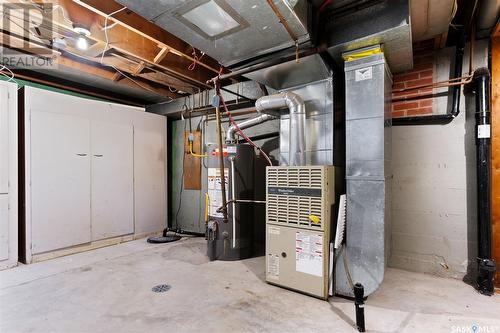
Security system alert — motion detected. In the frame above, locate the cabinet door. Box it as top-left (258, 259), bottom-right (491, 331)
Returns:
top-left (30, 111), bottom-right (91, 254)
top-left (91, 121), bottom-right (134, 240)
top-left (134, 126), bottom-right (166, 234)
top-left (0, 86), bottom-right (8, 194)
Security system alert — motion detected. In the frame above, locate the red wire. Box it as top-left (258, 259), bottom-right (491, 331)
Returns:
top-left (217, 92), bottom-right (273, 166)
top-left (188, 47), bottom-right (205, 71)
top-left (319, 0), bottom-right (332, 12)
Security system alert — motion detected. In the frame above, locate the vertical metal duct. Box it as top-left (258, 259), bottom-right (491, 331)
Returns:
top-left (255, 92), bottom-right (306, 165)
top-left (335, 48), bottom-right (392, 297)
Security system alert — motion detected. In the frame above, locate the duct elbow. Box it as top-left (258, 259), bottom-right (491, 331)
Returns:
top-left (226, 127), bottom-right (237, 143)
top-left (255, 92), bottom-right (306, 166)
top-left (226, 113), bottom-right (275, 143)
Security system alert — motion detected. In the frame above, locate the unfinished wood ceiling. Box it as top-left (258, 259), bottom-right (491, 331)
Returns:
top-left (0, 0), bottom-right (231, 103)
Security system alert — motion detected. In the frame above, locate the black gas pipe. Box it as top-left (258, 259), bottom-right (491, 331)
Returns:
top-left (474, 67), bottom-right (496, 295)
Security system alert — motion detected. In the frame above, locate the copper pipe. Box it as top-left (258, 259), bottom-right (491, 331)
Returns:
top-left (266, 0), bottom-right (298, 42)
top-left (392, 75), bottom-right (473, 93)
top-left (214, 87), bottom-right (228, 223)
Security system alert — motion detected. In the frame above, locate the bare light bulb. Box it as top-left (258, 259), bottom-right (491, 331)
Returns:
top-left (76, 36), bottom-right (88, 50)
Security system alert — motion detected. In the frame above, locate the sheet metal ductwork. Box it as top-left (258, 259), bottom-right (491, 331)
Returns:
top-left (335, 49), bottom-right (392, 298)
top-left (255, 92), bottom-right (306, 166)
top-left (226, 113), bottom-right (275, 143)
top-left (115, 0), bottom-right (311, 68)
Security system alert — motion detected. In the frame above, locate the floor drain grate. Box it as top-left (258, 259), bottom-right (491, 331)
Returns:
top-left (152, 284), bottom-right (171, 293)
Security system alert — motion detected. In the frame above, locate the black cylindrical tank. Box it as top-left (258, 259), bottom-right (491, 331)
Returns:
top-left (206, 144), bottom-right (256, 261)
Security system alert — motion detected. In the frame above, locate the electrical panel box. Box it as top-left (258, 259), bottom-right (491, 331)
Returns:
top-left (265, 166), bottom-right (335, 299)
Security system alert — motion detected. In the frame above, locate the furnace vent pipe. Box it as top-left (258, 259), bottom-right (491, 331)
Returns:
top-left (255, 92), bottom-right (306, 166)
top-left (226, 113), bottom-right (274, 143)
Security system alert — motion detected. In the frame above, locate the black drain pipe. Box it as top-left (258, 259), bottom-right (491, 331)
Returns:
top-left (474, 67), bottom-right (497, 295)
top-left (392, 31), bottom-right (466, 126)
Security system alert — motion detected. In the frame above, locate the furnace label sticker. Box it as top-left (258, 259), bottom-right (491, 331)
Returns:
top-left (355, 66), bottom-right (373, 82)
top-left (267, 254), bottom-right (280, 279)
top-left (295, 231), bottom-right (323, 277)
top-left (207, 168), bottom-right (229, 219)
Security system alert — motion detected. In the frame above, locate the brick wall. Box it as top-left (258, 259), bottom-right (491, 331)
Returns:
top-left (392, 39), bottom-right (435, 118)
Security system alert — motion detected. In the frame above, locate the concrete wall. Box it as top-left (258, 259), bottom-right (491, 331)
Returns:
top-left (389, 40), bottom-right (489, 279)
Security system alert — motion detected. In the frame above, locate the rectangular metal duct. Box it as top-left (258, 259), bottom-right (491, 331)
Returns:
top-left (335, 49), bottom-right (392, 297)
top-left (115, 0), bottom-right (311, 67)
top-left (325, 0), bottom-right (412, 74)
top-left (244, 54), bottom-right (331, 91)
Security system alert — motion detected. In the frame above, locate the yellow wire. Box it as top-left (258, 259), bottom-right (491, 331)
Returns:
top-left (189, 141), bottom-right (208, 158)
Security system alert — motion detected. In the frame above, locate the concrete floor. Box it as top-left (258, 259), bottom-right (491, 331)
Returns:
top-left (1, 238), bottom-right (499, 333)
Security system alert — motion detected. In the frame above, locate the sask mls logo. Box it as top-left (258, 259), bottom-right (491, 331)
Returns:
top-left (1, 2), bottom-right (56, 68)
top-left (452, 324), bottom-right (499, 333)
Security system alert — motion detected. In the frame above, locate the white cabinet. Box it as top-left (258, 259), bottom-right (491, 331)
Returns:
top-left (0, 85), bottom-right (9, 194)
top-left (24, 87), bottom-right (167, 262)
top-left (0, 81), bottom-right (18, 270)
top-left (134, 126), bottom-right (166, 235)
top-left (91, 121), bottom-right (134, 240)
top-left (30, 111), bottom-right (92, 253)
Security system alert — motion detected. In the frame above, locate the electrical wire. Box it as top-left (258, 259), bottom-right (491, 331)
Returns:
top-left (342, 244), bottom-right (355, 290)
top-left (189, 141), bottom-right (208, 157)
top-left (92, 5), bottom-right (178, 99)
top-left (174, 118), bottom-right (188, 231)
top-left (63, 47), bottom-right (166, 97)
top-left (187, 46), bottom-right (205, 71)
top-left (217, 88), bottom-right (273, 166)
top-left (100, 6), bottom-right (128, 65)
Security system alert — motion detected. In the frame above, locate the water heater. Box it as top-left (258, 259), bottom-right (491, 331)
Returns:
top-left (206, 144), bottom-right (265, 261)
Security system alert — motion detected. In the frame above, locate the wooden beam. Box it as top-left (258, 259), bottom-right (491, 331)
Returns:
top-left (132, 61), bottom-right (145, 76)
top-left (103, 54), bottom-right (197, 93)
top-left (154, 47), bottom-right (170, 64)
top-left (56, 0), bottom-right (214, 89)
top-left (0, 31), bottom-right (180, 99)
top-left (2, 69), bottom-right (143, 105)
top-left (112, 71), bottom-right (122, 81)
top-left (492, 36), bottom-right (500, 289)
top-left (71, 0), bottom-right (223, 74)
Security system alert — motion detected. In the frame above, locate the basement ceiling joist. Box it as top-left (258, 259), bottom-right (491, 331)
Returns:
top-left (58, 0), bottom-right (217, 89)
top-left (0, 31), bottom-right (180, 101)
top-left (0, 0), bottom-right (232, 101)
top-left (71, 0), bottom-right (225, 75)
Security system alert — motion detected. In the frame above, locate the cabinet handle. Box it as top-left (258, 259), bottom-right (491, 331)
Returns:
top-left (76, 153), bottom-right (87, 157)
top-left (93, 154), bottom-right (103, 157)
